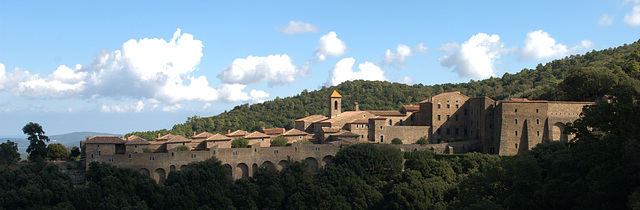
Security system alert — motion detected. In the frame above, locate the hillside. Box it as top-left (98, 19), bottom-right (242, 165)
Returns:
top-left (127, 39), bottom-right (640, 140)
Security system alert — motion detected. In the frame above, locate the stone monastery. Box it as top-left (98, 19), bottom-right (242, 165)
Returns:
top-left (82, 90), bottom-right (594, 182)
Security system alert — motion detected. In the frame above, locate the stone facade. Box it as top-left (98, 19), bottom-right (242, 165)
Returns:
top-left (82, 90), bottom-right (595, 183)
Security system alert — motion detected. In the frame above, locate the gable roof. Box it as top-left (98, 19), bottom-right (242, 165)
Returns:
top-left (332, 131), bottom-right (360, 137)
top-left (227, 130), bottom-right (248, 137)
top-left (330, 90), bottom-right (342, 98)
top-left (156, 134), bottom-right (172, 141)
top-left (295, 115), bottom-right (327, 122)
top-left (349, 119), bottom-right (369, 124)
top-left (401, 105), bottom-right (420, 112)
top-left (420, 91), bottom-right (466, 103)
top-left (206, 133), bottom-right (232, 141)
top-left (125, 135), bottom-right (150, 145)
top-left (157, 134), bottom-right (191, 143)
top-left (192, 132), bottom-right (215, 139)
top-left (262, 127), bottom-right (285, 135)
top-left (320, 111), bottom-right (368, 123)
top-left (282, 129), bottom-right (309, 136)
top-left (321, 127), bottom-right (341, 133)
top-left (367, 110), bottom-right (406, 117)
top-left (245, 131), bottom-right (270, 139)
top-left (86, 136), bottom-right (125, 144)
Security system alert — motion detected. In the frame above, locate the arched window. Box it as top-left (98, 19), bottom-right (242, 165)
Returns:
top-left (380, 135), bottom-right (384, 142)
top-left (334, 101), bottom-right (338, 110)
top-left (389, 119), bottom-right (393, 125)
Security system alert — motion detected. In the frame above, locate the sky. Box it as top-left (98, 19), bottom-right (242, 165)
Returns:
top-left (1, 1), bottom-right (640, 137)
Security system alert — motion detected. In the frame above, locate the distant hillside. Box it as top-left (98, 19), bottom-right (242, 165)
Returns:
top-left (127, 39), bottom-right (640, 141)
top-left (2, 131), bottom-right (120, 153)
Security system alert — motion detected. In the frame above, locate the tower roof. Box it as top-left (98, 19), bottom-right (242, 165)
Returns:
top-left (330, 90), bottom-right (342, 98)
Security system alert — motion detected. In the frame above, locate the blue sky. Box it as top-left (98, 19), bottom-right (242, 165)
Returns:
top-left (1, 1), bottom-right (640, 137)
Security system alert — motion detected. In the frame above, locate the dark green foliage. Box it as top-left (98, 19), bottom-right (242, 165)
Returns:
top-left (164, 158), bottom-right (234, 209)
top-left (300, 139), bottom-right (313, 144)
top-left (0, 163), bottom-right (75, 209)
top-left (416, 136), bottom-right (429, 145)
top-left (23, 122), bottom-right (50, 162)
top-left (391, 138), bottom-right (403, 144)
top-left (46, 143), bottom-right (70, 161)
top-left (70, 146), bottom-right (81, 160)
top-left (176, 145), bottom-right (190, 151)
top-left (0, 140), bottom-right (20, 165)
top-left (271, 136), bottom-right (288, 147)
top-left (332, 144), bottom-right (403, 185)
top-left (231, 137), bottom-right (249, 148)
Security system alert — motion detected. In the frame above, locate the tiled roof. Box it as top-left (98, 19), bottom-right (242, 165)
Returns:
top-left (245, 131), bottom-right (270, 139)
top-left (349, 119), bottom-right (369, 124)
top-left (86, 136), bottom-right (125, 144)
top-left (369, 116), bottom-right (387, 120)
top-left (330, 90), bottom-right (342, 98)
top-left (192, 132), bottom-right (215, 139)
top-left (332, 131), bottom-right (360, 137)
top-left (206, 133), bottom-right (232, 141)
top-left (321, 127), bottom-right (341, 133)
top-left (282, 129), bottom-right (309, 136)
top-left (295, 115), bottom-right (327, 122)
top-left (227, 130), bottom-right (248, 137)
top-left (262, 128), bottom-right (285, 135)
top-left (162, 134), bottom-right (192, 143)
top-left (367, 110), bottom-right (406, 117)
top-left (419, 91), bottom-right (464, 103)
top-left (321, 111), bottom-right (368, 123)
top-left (156, 134), bottom-right (172, 141)
top-left (125, 136), bottom-right (150, 145)
top-left (401, 105), bottom-right (420, 112)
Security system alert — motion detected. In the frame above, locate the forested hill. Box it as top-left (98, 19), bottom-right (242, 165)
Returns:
top-left (127, 39), bottom-right (640, 140)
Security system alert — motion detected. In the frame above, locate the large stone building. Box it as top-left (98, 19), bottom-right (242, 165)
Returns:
top-left (82, 90), bottom-right (594, 182)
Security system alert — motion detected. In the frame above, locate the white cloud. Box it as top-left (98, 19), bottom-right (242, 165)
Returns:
top-left (217, 54), bottom-right (302, 86)
top-left (383, 44), bottom-right (413, 67)
top-left (327, 57), bottom-right (387, 86)
top-left (0, 63), bottom-right (28, 91)
top-left (201, 103), bottom-right (211, 111)
top-left (396, 76), bottom-right (415, 84)
top-left (416, 43), bottom-right (428, 53)
top-left (599, 14), bottom-right (614, 25)
top-left (277, 21), bottom-right (319, 34)
top-left (249, 90), bottom-right (270, 103)
top-left (162, 104), bottom-right (183, 112)
top-left (100, 100), bottom-right (145, 113)
top-left (625, 5), bottom-right (640, 26)
top-left (216, 83), bottom-right (269, 103)
top-left (439, 33), bottom-right (503, 80)
top-left (315, 31), bottom-right (346, 61)
top-left (519, 30), bottom-right (593, 61)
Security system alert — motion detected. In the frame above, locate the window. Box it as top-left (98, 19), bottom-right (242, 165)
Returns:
top-left (128, 154), bottom-right (132, 159)
top-left (537, 131), bottom-right (540, 136)
top-left (438, 104), bottom-right (441, 109)
top-left (536, 119), bottom-right (540, 125)
top-left (261, 138), bottom-right (264, 141)
top-left (437, 115), bottom-right (441, 121)
top-left (191, 154), bottom-right (196, 158)
top-left (295, 147), bottom-right (298, 152)
top-left (212, 150), bottom-right (216, 155)
top-left (97, 144), bottom-right (100, 148)
top-left (456, 104), bottom-right (459, 108)
top-left (171, 152), bottom-right (174, 157)
top-left (150, 156), bottom-right (155, 161)
top-left (274, 150), bottom-right (279, 155)
top-left (389, 119), bottom-right (393, 126)
top-left (379, 126), bottom-right (383, 130)
top-left (515, 109), bottom-right (518, 113)
top-left (361, 135), bottom-right (364, 138)
top-left (232, 151), bottom-right (238, 156)
top-left (90, 154), bottom-right (94, 159)
top-left (356, 124), bottom-right (359, 128)
top-left (299, 136), bottom-right (302, 139)
top-left (515, 119), bottom-right (518, 125)
top-left (515, 143), bottom-right (518, 149)
top-left (536, 109), bottom-right (539, 113)
top-left (334, 101), bottom-right (338, 110)
top-left (447, 104), bottom-right (450, 109)
top-left (109, 157), bottom-right (113, 162)
top-left (98, 151), bottom-right (101, 155)
top-left (134, 145), bottom-right (137, 148)
top-left (182, 143), bottom-right (185, 145)
top-left (399, 119), bottom-right (403, 125)
top-left (380, 135), bottom-right (384, 142)
top-left (315, 146), bottom-right (320, 152)
top-left (515, 131), bottom-right (518, 136)
top-left (254, 148), bottom-right (257, 152)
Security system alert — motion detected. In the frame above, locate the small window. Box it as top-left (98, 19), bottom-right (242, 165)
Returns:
top-left (261, 138), bottom-right (264, 141)
top-left (447, 104), bottom-right (450, 109)
top-left (399, 119), bottom-right (403, 125)
top-left (515, 109), bottom-right (518, 113)
top-left (98, 151), bottom-right (101, 155)
top-left (379, 126), bottom-right (383, 130)
top-left (515, 119), bottom-right (518, 125)
top-left (536, 119), bottom-right (540, 125)
top-left (128, 154), bottom-right (132, 159)
top-left (274, 150), bottom-right (279, 155)
top-left (97, 144), bottom-right (100, 148)
top-left (299, 136), bottom-right (302, 139)
top-left (456, 104), bottom-right (459, 108)
top-left (315, 146), bottom-right (320, 152)
top-left (536, 109), bottom-right (539, 113)
top-left (437, 115), bottom-right (441, 121)
top-left (90, 154), bottom-right (94, 159)
top-left (191, 154), bottom-right (196, 158)
top-left (232, 151), bottom-right (238, 156)
top-left (356, 124), bottom-right (359, 128)
top-left (515, 143), bottom-right (518, 149)
top-left (182, 143), bottom-right (185, 145)
top-left (171, 152), bottom-right (174, 157)
top-left (109, 157), bottom-right (113, 162)
top-left (295, 147), bottom-right (298, 152)
top-left (134, 145), bottom-right (137, 148)
top-left (212, 150), bottom-right (216, 155)
top-left (254, 148), bottom-right (257, 152)
top-left (437, 104), bottom-right (441, 109)
top-left (380, 135), bottom-right (384, 142)
top-left (150, 156), bottom-right (155, 161)
top-left (537, 131), bottom-right (540, 136)
top-left (389, 120), bottom-right (393, 126)
top-left (447, 115), bottom-right (450, 119)
top-left (515, 131), bottom-right (518, 136)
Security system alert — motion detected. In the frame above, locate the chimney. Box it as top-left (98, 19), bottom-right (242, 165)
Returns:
top-left (85, 135), bottom-right (89, 141)
top-left (158, 133), bottom-right (160, 138)
top-left (354, 102), bottom-right (359, 111)
top-left (228, 129), bottom-right (231, 134)
top-left (193, 131), bottom-right (196, 136)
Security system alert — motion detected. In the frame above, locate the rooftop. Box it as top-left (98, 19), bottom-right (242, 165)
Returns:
top-left (262, 127), bottom-right (285, 135)
top-left (282, 129), bottom-right (309, 136)
top-left (330, 90), bottom-right (342, 98)
top-left (86, 136), bottom-right (125, 144)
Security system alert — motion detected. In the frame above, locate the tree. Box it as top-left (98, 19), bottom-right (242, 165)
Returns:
top-left (271, 136), bottom-right (288, 147)
top-left (46, 143), bottom-right (70, 161)
top-left (176, 145), bottom-right (190, 151)
top-left (23, 122), bottom-right (50, 162)
top-left (391, 138), bottom-right (403, 144)
top-left (70, 146), bottom-right (81, 160)
top-left (231, 138), bottom-right (249, 148)
top-left (416, 136), bottom-right (429, 145)
top-left (0, 140), bottom-right (20, 165)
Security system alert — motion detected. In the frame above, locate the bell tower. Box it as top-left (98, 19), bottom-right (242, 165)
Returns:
top-left (329, 90), bottom-right (342, 119)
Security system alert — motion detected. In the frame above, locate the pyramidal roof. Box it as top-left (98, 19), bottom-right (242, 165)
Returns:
top-left (330, 90), bottom-right (342, 98)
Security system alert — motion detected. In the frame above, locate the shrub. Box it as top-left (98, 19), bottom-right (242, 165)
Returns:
top-left (416, 136), bottom-right (429, 145)
top-left (391, 138), bottom-right (403, 145)
top-left (231, 138), bottom-right (249, 148)
top-left (177, 145), bottom-right (190, 151)
top-left (143, 147), bottom-right (152, 153)
top-left (271, 136), bottom-right (288, 147)
top-left (300, 139), bottom-right (313, 144)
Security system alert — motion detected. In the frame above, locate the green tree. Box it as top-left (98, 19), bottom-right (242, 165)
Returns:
top-left (0, 140), bottom-right (20, 165)
top-left (176, 145), bottom-right (190, 151)
top-left (46, 143), bottom-right (70, 161)
top-left (300, 139), bottom-right (313, 144)
top-left (23, 122), bottom-right (50, 162)
top-left (231, 138), bottom-right (249, 148)
top-left (416, 136), bottom-right (429, 145)
top-left (69, 146), bottom-right (81, 160)
top-left (391, 138), bottom-right (403, 144)
top-left (332, 144), bottom-right (403, 185)
top-left (270, 136), bottom-right (288, 147)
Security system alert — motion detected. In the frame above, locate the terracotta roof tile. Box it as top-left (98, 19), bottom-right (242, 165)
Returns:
top-left (321, 127), bottom-right (341, 133)
top-left (227, 130), bottom-right (248, 137)
top-left (419, 91), bottom-right (464, 103)
top-left (330, 90), bottom-right (342, 98)
top-left (332, 131), bottom-right (360, 137)
top-left (86, 136), bottom-right (125, 144)
top-left (349, 119), bottom-right (369, 124)
top-left (192, 132), bottom-right (215, 139)
top-left (206, 133), bottom-right (232, 141)
top-left (295, 115), bottom-right (327, 122)
top-left (262, 128), bottom-right (285, 135)
top-left (125, 136), bottom-right (150, 145)
top-left (282, 129), bottom-right (309, 136)
top-left (401, 105), bottom-right (420, 112)
top-left (321, 111), bottom-right (368, 123)
top-left (156, 134), bottom-right (172, 141)
top-left (367, 110), bottom-right (406, 117)
top-left (245, 131), bottom-right (270, 139)
top-left (158, 134), bottom-right (192, 143)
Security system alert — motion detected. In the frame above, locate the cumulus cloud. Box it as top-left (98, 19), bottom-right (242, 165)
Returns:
top-left (439, 33), bottom-right (503, 80)
top-left (519, 30), bottom-right (593, 61)
top-left (0, 63), bottom-right (28, 91)
top-left (162, 104), bottom-right (183, 112)
top-left (599, 14), bottom-right (614, 25)
top-left (277, 21), bottom-right (319, 34)
top-left (625, 5), bottom-right (640, 26)
top-left (396, 76), bottom-right (415, 84)
top-left (101, 100), bottom-right (145, 113)
top-left (327, 57), bottom-right (387, 86)
top-left (216, 83), bottom-right (270, 103)
top-left (383, 44), bottom-right (413, 67)
top-left (217, 54), bottom-right (303, 86)
top-left (416, 43), bottom-right (428, 53)
top-left (315, 31), bottom-right (346, 61)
